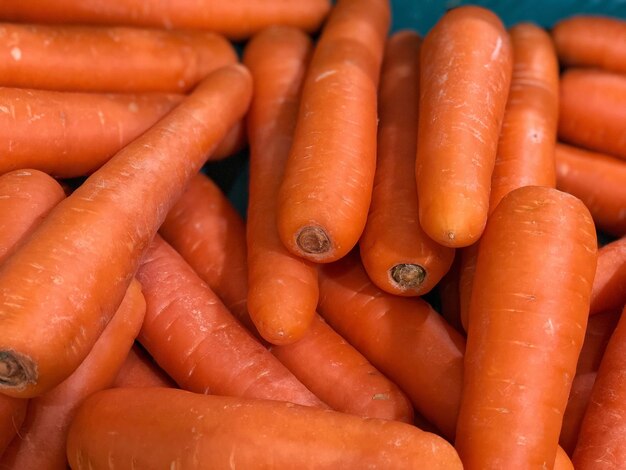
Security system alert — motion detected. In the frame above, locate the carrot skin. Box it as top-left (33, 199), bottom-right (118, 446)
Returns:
top-left (458, 244), bottom-right (478, 332)
top-left (359, 30), bottom-right (454, 296)
top-left (555, 142), bottom-right (626, 237)
top-left (0, 280), bottom-right (145, 470)
top-left (416, 6), bottom-right (513, 248)
top-left (576, 309), bottom-right (621, 375)
top-left (456, 186), bottom-right (597, 469)
top-left (0, 1), bottom-right (332, 40)
top-left (559, 372), bottom-right (596, 457)
top-left (277, 0), bottom-right (390, 263)
top-left (0, 64), bottom-right (252, 398)
top-left (0, 23), bottom-right (237, 93)
top-left (589, 236), bottom-right (626, 315)
top-left (66, 387), bottom-right (463, 469)
top-left (111, 344), bottom-right (175, 389)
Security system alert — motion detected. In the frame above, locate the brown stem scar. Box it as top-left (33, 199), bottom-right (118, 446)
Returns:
top-left (390, 264), bottom-right (426, 290)
top-left (0, 351), bottom-right (36, 389)
top-left (296, 226), bottom-right (330, 255)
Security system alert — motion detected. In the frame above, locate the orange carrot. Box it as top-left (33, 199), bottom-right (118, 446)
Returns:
top-left (416, 6), bottom-right (512, 248)
top-left (0, 64), bottom-right (252, 398)
top-left (136, 236), bottom-right (325, 408)
top-left (552, 15), bottom-right (626, 74)
top-left (0, 280), bottom-right (145, 470)
top-left (0, 1), bottom-right (332, 41)
top-left (560, 372), bottom-right (596, 456)
top-left (0, 396), bottom-right (26, 458)
top-left (277, 0), bottom-right (390, 263)
top-left (318, 251), bottom-right (466, 439)
top-left (0, 23), bottom-right (237, 93)
top-left (0, 169), bottom-right (65, 264)
top-left (456, 186), bottom-right (597, 469)
top-left (271, 314), bottom-right (414, 423)
top-left (438, 254), bottom-right (464, 333)
top-left (211, 120), bottom-right (247, 161)
top-left (559, 69), bottom-right (626, 161)
top-left (111, 344), bottom-right (175, 389)
top-left (573, 305), bottom-right (626, 468)
top-left (359, 30), bottom-right (454, 296)
top-left (555, 447), bottom-right (575, 470)
top-left (555, 142), bottom-right (626, 237)
top-left (590, 236), bottom-right (626, 315)
top-left (67, 387), bottom-right (463, 469)
top-left (576, 309), bottom-right (621, 375)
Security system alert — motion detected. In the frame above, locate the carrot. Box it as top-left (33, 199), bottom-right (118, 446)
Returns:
top-left (552, 15), bottom-right (626, 75)
top-left (271, 314), bottom-right (414, 423)
top-left (211, 120), bottom-right (247, 161)
top-left (555, 447), bottom-right (575, 470)
top-left (359, 30), bottom-right (454, 296)
top-left (67, 387), bottom-right (463, 469)
top-left (0, 169), bottom-right (65, 264)
top-left (438, 254), bottom-right (464, 333)
top-left (559, 69), bottom-right (626, 161)
top-left (555, 142), bottom-right (626, 237)
top-left (576, 309), bottom-right (621, 375)
top-left (0, 23), bottom-right (237, 93)
top-left (456, 186), bottom-right (597, 469)
top-left (560, 372), bottom-right (596, 456)
top-left (0, 1), bottom-right (332, 41)
top-left (573, 304), bottom-right (626, 468)
top-left (111, 344), bottom-right (175, 389)
top-left (276, 0), bottom-right (390, 263)
top-left (0, 279), bottom-right (145, 470)
top-left (416, 6), bottom-right (512, 248)
top-left (318, 251), bottom-right (466, 439)
top-left (0, 64), bottom-right (252, 398)
top-left (136, 236), bottom-right (325, 408)
top-left (243, 26), bottom-right (317, 345)
top-left (458, 246), bottom-right (478, 332)
top-left (590, 236), bottom-right (626, 315)
top-left (0, 396), bottom-right (26, 459)
top-left (159, 172), bottom-right (252, 329)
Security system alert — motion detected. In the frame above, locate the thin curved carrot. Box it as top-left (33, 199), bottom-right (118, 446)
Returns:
top-left (456, 186), bottom-right (597, 469)
top-left (576, 309), bottom-right (621, 375)
top-left (66, 388), bottom-right (463, 469)
top-left (0, 64), bottom-right (252, 398)
top-left (559, 69), bottom-right (626, 161)
top-left (552, 15), bottom-right (626, 74)
top-left (573, 304), bottom-right (626, 468)
top-left (277, 0), bottom-right (390, 263)
top-left (0, 280), bottom-right (145, 470)
top-left (555, 142), bottom-right (626, 237)
top-left (416, 6), bottom-right (512, 248)
top-left (590, 236), bottom-right (626, 315)
top-left (111, 344), bottom-right (175, 389)
top-left (359, 30), bottom-right (454, 296)
top-left (560, 372), bottom-right (596, 456)
top-left (244, 26), bottom-right (317, 345)
top-left (0, 23), bottom-right (237, 93)
top-left (136, 236), bottom-right (325, 408)
top-left (318, 251), bottom-right (466, 440)
top-left (0, 1), bottom-right (332, 41)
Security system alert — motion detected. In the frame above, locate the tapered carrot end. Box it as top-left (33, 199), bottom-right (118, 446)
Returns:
top-left (0, 351), bottom-right (36, 392)
top-left (390, 264), bottom-right (426, 290)
top-left (296, 226), bottom-right (331, 256)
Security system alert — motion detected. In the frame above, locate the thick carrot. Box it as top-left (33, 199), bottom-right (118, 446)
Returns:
top-left (559, 69), bottom-right (626, 160)
top-left (67, 387), bottom-right (463, 469)
top-left (0, 396), bottom-right (26, 458)
top-left (0, 280), bottom-right (145, 470)
top-left (552, 15), bottom-right (626, 74)
top-left (0, 169), bottom-right (65, 264)
top-left (573, 305), bottom-right (626, 468)
top-left (576, 309), bottom-right (621, 375)
top-left (360, 30), bottom-right (454, 296)
top-left (590, 236), bottom-right (626, 315)
top-left (456, 186), bottom-right (597, 469)
top-left (0, 1), bottom-right (332, 41)
top-left (271, 314), bottom-right (414, 423)
top-left (159, 172), bottom-right (251, 328)
top-left (0, 64), bottom-right (252, 398)
top-left (416, 6), bottom-right (512, 248)
top-left (244, 26), bottom-right (317, 345)
top-left (318, 251), bottom-right (466, 439)
top-left (560, 372), bottom-right (596, 456)
top-left (458, 246), bottom-right (478, 332)
top-left (111, 344), bottom-right (175, 389)
top-left (0, 23), bottom-right (237, 93)
top-left (136, 236), bottom-right (325, 408)
top-left (555, 142), bottom-right (626, 237)
top-left (277, 0), bottom-right (390, 263)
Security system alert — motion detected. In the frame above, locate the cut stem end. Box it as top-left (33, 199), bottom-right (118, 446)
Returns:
top-left (0, 351), bottom-right (36, 389)
top-left (390, 263), bottom-right (426, 290)
top-left (296, 226), bottom-right (331, 255)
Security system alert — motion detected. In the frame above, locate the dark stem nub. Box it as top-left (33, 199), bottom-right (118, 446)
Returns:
top-left (390, 264), bottom-right (426, 290)
top-left (0, 351), bottom-right (36, 388)
top-left (296, 226), bottom-right (331, 255)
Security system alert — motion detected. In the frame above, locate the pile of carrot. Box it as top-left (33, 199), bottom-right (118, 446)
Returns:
top-left (0, 1), bottom-right (625, 468)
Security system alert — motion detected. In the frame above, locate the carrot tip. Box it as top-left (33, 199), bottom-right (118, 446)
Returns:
top-left (0, 351), bottom-right (36, 389)
top-left (296, 226), bottom-right (331, 255)
top-left (389, 264), bottom-right (426, 290)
